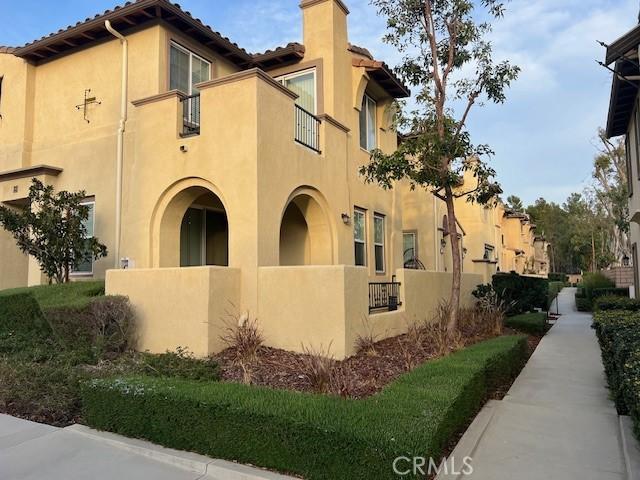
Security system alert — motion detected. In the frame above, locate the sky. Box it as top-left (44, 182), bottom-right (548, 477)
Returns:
top-left (0, 0), bottom-right (638, 206)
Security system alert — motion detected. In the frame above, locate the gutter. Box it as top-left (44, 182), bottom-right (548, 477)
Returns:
top-left (105, 20), bottom-right (128, 269)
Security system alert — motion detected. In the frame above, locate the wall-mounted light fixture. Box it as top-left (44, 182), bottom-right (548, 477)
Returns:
top-left (462, 247), bottom-right (468, 258)
top-left (440, 237), bottom-right (447, 254)
top-left (341, 213), bottom-right (351, 225)
top-left (180, 145), bottom-right (188, 153)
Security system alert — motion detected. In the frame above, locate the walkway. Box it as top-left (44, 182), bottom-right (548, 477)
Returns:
top-left (0, 414), bottom-right (293, 480)
top-left (441, 287), bottom-right (629, 480)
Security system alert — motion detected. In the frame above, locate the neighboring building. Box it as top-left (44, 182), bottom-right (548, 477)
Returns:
top-left (533, 236), bottom-right (551, 276)
top-left (0, 0), bottom-right (537, 357)
top-left (603, 17), bottom-right (640, 297)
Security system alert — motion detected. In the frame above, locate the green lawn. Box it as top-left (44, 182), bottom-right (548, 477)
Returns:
top-left (505, 312), bottom-right (548, 335)
top-left (0, 281), bottom-right (104, 309)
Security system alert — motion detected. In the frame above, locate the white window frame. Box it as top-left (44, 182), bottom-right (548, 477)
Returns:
top-left (169, 41), bottom-right (212, 96)
top-left (275, 68), bottom-right (318, 114)
top-left (374, 213), bottom-right (386, 274)
top-left (71, 200), bottom-right (95, 277)
top-left (354, 208), bottom-right (367, 267)
top-left (360, 93), bottom-right (377, 151)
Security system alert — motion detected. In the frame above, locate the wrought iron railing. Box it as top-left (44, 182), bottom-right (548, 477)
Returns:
top-left (369, 276), bottom-right (402, 313)
top-left (403, 248), bottom-right (426, 270)
top-left (181, 93), bottom-right (201, 136)
top-left (294, 104), bottom-right (321, 153)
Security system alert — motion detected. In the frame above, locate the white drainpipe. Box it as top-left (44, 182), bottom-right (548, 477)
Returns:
top-left (105, 20), bottom-right (128, 269)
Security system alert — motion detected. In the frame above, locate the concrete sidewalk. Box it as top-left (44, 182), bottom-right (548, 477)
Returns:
top-left (0, 414), bottom-right (294, 480)
top-left (440, 287), bottom-right (630, 480)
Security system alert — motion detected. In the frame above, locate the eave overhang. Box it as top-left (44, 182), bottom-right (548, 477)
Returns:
top-left (252, 43), bottom-right (306, 70)
top-left (12, 0), bottom-right (252, 67)
top-left (605, 24), bottom-right (640, 138)
top-left (352, 58), bottom-right (411, 99)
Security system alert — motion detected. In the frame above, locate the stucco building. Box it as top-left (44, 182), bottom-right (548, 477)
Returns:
top-left (603, 17), bottom-right (640, 297)
top-left (0, 0), bottom-right (540, 357)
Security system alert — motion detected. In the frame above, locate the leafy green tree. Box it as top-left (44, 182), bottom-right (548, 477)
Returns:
top-left (0, 179), bottom-right (107, 284)
top-left (506, 195), bottom-right (524, 212)
top-left (361, 0), bottom-right (519, 333)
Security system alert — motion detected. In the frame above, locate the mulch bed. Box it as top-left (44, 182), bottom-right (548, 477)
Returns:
top-left (215, 325), bottom-right (542, 399)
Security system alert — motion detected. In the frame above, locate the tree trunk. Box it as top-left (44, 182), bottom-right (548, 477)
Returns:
top-left (444, 185), bottom-right (461, 335)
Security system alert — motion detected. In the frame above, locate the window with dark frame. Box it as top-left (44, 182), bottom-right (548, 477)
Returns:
top-left (483, 244), bottom-right (495, 261)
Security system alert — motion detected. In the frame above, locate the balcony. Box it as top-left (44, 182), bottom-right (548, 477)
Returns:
top-left (180, 94), bottom-right (201, 137)
top-left (294, 104), bottom-right (321, 153)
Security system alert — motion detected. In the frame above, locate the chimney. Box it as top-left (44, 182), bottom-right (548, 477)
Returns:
top-left (300, 0), bottom-right (351, 122)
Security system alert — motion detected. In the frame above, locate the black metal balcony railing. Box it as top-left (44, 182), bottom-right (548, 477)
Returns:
top-left (294, 104), bottom-right (321, 153)
top-left (181, 94), bottom-right (201, 137)
top-left (369, 276), bottom-right (402, 313)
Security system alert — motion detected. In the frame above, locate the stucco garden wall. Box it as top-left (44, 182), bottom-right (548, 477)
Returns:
top-left (106, 266), bottom-right (241, 357)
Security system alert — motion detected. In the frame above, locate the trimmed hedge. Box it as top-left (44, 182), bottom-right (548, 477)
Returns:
top-left (0, 281), bottom-right (105, 310)
top-left (505, 312), bottom-right (548, 335)
top-left (548, 273), bottom-right (568, 283)
top-left (594, 296), bottom-right (640, 312)
top-left (492, 272), bottom-right (548, 315)
top-left (593, 311), bottom-right (640, 420)
top-left (82, 335), bottom-right (528, 480)
top-left (576, 297), bottom-right (592, 312)
top-left (0, 293), bottom-right (52, 357)
top-left (591, 287), bottom-right (630, 300)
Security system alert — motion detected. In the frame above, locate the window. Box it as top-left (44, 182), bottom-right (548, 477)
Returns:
top-left (359, 94), bottom-right (377, 151)
top-left (354, 209), bottom-right (367, 266)
top-left (169, 42), bottom-right (211, 95)
top-left (73, 201), bottom-right (95, 275)
top-left (403, 232), bottom-right (417, 265)
top-left (374, 214), bottom-right (385, 273)
top-left (483, 244), bottom-right (495, 261)
top-left (276, 69), bottom-right (317, 114)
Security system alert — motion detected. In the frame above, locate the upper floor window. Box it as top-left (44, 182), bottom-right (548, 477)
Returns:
top-left (354, 209), bottom-right (367, 267)
top-left (276, 69), bottom-right (317, 114)
top-left (170, 42), bottom-right (211, 95)
top-left (484, 244), bottom-right (495, 261)
top-left (360, 94), bottom-right (377, 151)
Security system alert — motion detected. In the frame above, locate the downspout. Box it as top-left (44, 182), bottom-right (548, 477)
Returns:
top-left (105, 20), bottom-right (128, 269)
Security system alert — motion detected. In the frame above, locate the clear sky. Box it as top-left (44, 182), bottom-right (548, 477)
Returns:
top-left (0, 0), bottom-right (637, 206)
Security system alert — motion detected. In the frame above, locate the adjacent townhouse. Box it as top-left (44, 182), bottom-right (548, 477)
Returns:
top-left (0, 0), bottom-right (543, 357)
top-left (603, 17), bottom-right (640, 297)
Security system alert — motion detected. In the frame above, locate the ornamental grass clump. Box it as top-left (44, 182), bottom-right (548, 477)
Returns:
top-left (220, 313), bottom-right (264, 384)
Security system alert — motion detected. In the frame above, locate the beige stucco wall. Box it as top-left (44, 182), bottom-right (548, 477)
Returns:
top-left (106, 266), bottom-right (240, 357)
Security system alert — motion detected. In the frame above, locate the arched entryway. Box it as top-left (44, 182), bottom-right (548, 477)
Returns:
top-left (153, 181), bottom-right (228, 268)
top-left (279, 191), bottom-right (333, 266)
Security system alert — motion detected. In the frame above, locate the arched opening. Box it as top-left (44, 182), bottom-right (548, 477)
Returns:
top-left (279, 193), bottom-right (332, 266)
top-left (156, 184), bottom-right (228, 268)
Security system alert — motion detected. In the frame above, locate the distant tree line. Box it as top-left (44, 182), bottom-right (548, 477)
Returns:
top-left (515, 128), bottom-right (629, 273)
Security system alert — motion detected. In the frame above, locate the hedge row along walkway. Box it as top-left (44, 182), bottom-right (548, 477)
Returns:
top-left (440, 287), bottom-right (627, 480)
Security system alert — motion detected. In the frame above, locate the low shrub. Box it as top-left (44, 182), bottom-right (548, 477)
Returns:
top-left (139, 347), bottom-right (220, 381)
top-left (46, 296), bottom-right (135, 358)
top-left (505, 312), bottom-right (548, 335)
top-left (591, 287), bottom-right (630, 300)
top-left (582, 272), bottom-right (615, 300)
top-left (0, 281), bottom-right (105, 309)
top-left (548, 273), bottom-right (568, 283)
top-left (0, 293), bottom-right (53, 357)
top-left (575, 297), bottom-right (592, 312)
top-left (594, 296), bottom-right (640, 312)
top-left (81, 335), bottom-right (528, 480)
top-left (492, 273), bottom-right (548, 315)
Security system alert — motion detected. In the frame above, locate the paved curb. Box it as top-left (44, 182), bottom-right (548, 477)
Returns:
top-left (434, 400), bottom-right (501, 480)
top-left (65, 424), bottom-right (297, 479)
top-left (619, 416), bottom-right (640, 480)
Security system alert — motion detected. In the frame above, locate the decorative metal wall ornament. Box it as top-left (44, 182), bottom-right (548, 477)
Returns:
top-left (75, 89), bottom-right (102, 123)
